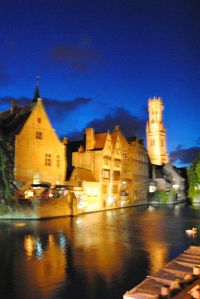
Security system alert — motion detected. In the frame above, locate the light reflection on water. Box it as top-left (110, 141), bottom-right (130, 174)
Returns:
top-left (0, 204), bottom-right (200, 299)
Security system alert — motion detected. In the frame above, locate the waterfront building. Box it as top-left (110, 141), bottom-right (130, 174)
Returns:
top-left (68, 125), bottom-right (149, 213)
top-left (146, 97), bottom-right (169, 165)
top-left (0, 86), bottom-right (67, 187)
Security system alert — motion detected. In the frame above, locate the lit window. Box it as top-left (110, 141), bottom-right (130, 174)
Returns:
top-left (104, 157), bottom-right (111, 165)
top-left (33, 173), bottom-right (41, 184)
top-left (86, 187), bottom-right (92, 196)
top-left (123, 152), bottom-right (127, 158)
top-left (113, 171), bottom-right (120, 180)
top-left (93, 187), bottom-right (98, 196)
top-left (45, 153), bottom-right (52, 166)
top-left (112, 185), bottom-right (118, 193)
top-left (36, 131), bottom-right (42, 139)
top-left (114, 159), bottom-right (120, 167)
top-left (102, 169), bottom-right (110, 179)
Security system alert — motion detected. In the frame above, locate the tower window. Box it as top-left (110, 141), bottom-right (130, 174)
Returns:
top-left (37, 117), bottom-right (41, 124)
top-left (150, 139), bottom-right (155, 146)
top-left (36, 131), bottom-right (42, 139)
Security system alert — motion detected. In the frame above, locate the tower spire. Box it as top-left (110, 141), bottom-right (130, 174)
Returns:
top-left (32, 75), bottom-right (40, 103)
top-left (146, 97), bottom-right (169, 165)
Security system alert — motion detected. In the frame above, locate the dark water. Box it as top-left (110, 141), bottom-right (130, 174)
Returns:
top-left (1, 204), bottom-right (200, 299)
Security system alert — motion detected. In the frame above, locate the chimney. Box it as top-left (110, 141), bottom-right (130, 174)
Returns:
top-left (11, 100), bottom-right (17, 114)
top-left (63, 137), bottom-right (68, 145)
top-left (114, 124), bottom-right (120, 131)
top-left (85, 128), bottom-right (95, 151)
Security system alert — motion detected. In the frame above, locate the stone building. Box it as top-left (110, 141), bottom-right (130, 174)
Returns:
top-left (68, 125), bottom-right (149, 213)
top-left (146, 97), bottom-right (186, 202)
top-left (0, 86), bottom-right (67, 187)
top-left (146, 96), bottom-right (169, 165)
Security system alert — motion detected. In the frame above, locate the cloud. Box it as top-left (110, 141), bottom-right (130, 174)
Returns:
top-left (43, 97), bottom-right (92, 111)
top-left (52, 39), bottom-right (101, 74)
top-left (60, 107), bottom-right (146, 141)
top-left (86, 107), bottom-right (146, 138)
top-left (0, 96), bottom-right (30, 108)
top-left (170, 146), bottom-right (200, 165)
top-left (0, 96), bottom-right (92, 113)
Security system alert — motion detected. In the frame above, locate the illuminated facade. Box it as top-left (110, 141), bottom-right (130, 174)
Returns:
top-left (69, 125), bottom-right (149, 212)
top-left (0, 87), bottom-right (67, 187)
top-left (146, 97), bottom-right (169, 165)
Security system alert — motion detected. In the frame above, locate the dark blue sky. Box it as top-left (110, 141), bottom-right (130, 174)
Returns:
top-left (0, 0), bottom-right (199, 166)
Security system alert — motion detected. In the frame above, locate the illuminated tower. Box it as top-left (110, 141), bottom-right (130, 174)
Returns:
top-left (146, 97), bottom-right (169, 165)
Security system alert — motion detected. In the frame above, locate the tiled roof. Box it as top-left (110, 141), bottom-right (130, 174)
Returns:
top-left (72, 167), bottom-right (96, 182)
top-left (94, 133), bottom-right (107, 149)
top-left (0, 103), bottom-right (36, 140)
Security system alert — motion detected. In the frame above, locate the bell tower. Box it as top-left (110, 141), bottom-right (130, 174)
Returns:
top-left (146, 97), bottom-right (169, 165)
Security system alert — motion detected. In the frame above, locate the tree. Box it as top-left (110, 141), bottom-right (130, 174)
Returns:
top-left (0, 141), bottom-right (16, 205)
top-left (187, 153), bottom-right (200, 200)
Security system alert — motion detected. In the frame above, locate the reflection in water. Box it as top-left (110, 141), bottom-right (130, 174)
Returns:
top-left (24, 235), bottom-right (35, 258)
top-left (18, 232), bottom-right (68, 298)
top-left (0, 205), bottom-right (200, 299)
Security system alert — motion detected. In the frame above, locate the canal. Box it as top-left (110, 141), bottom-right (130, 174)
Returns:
top-left (1, 204), bottom-right (200, 299)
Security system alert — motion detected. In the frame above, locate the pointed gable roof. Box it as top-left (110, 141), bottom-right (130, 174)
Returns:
top-left (32, 85), bottom-right (40, 103)
top-left (0, 86), bottom-right (42, 140)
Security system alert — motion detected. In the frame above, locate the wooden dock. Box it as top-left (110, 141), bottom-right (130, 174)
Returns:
top-left (123, 246), bottom-right (200, 299)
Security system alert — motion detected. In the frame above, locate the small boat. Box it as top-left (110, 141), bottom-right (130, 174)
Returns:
top-left (185, 227), bottom-right (197, 236)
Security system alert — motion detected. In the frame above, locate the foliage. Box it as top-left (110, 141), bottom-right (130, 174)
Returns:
top-left (0, 141), bottom-right (16, 205)
top-left (187, 153), bottom-right (200, 201)
top-left (153, 190), bottom-right (175, 204)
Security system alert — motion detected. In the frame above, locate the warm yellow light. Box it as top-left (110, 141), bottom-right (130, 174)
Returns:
top-left (24, 235), bottom-right (35, 257)
top-left (107, 196), bottom-right (114, 205)
top-left (86, 187), bottom-right (92, 196)
top-left (93, 187), bottom-right (98, 196)
top-left (24, 189), bottom-right (34, 198)
top-left (149, 185), bottom-right (157, 193)
top-left (172, 184), bottom-right (179, 191)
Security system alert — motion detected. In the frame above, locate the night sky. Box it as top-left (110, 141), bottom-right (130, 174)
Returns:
top-left (0, 0), bottom-right (199, 167)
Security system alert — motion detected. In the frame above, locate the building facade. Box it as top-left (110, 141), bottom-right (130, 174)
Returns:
top-left (69, 125), bottom-right (149, 213)
top-left (146, 97), bottom-right (169, 165)
top-left (0, 87), bottom-right (67, 187)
